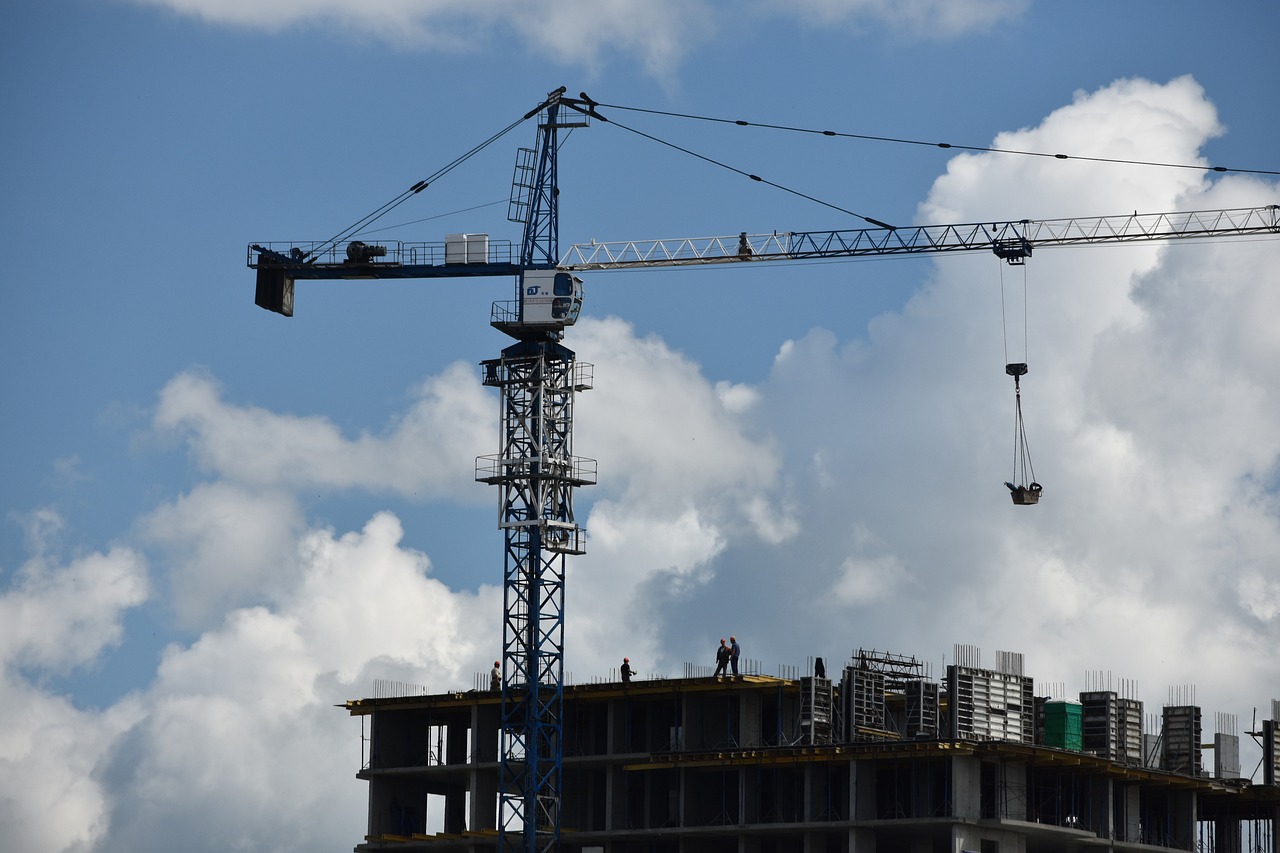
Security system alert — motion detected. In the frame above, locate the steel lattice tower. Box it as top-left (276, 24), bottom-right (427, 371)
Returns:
top-left (477, 342), bottom-right (594, 852)
top-left (476, 89), bottom-right (596, 853)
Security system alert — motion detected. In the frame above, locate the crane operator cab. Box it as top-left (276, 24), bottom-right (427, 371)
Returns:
top-left (519, 269), bottom-right (584, 329)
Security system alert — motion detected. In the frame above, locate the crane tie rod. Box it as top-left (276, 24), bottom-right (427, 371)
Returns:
top-left (304, 114), bottom-right (533, 262)
top-left (594, 110), bottom-right (896, 230)
top-left (592, 102), bottom-right (1280, 177)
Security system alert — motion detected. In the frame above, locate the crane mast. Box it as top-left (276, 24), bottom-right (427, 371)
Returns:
top-left (479, 89), bottom-right (596, 853)
top-left (245, 89), bottom-right (1278, 853)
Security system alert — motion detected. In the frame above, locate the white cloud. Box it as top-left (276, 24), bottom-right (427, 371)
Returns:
top-left (0, 675), bottom-right (143, 853)
top-left (86, 512), bottom-right (500, 853)
top-left (126, 0), bottom-right (1022, 73)
top-left (0, 513), bottom-right (148, 853)
top-left (760, 0), bottom-right (1030, 37)
top-left (0, 518), bottom-right (148, 673)
top-left (155, 366), bottom-right (492, 500)
top-left (128, 0), bottom-right (715, 75)
top-left (573, 317), bottom-right (786, 524)
top-left (141, 482), bottom-right (304, 630)
top-left (4, 74), bottom-right (1278, 853)
top-left (548, 317), bottom-right (799, 677)
top-left (682, 76), bottom-right (1280, 713)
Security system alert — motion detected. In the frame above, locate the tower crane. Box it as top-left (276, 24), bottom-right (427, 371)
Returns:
top-left (247, 87), bottom-right (1280, 853)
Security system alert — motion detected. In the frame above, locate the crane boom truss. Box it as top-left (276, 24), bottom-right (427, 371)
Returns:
top-left (559, 205), bottom-right (1280, 271)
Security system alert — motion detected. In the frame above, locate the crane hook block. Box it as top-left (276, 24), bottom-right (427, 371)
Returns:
top-left (1005, 481), bottom-right (1042, 505)
top-left (1005, 362), bottom-right (1028, 377)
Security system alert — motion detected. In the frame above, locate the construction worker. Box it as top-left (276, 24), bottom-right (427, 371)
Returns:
top-left (730, 636), bottom-right (740, 676)
top-left (621, 657), bottom-right (635, 684)
top-left (490, 661), bottom-right (501, 691)
top-left (713, 639), bottom-right (730, 677)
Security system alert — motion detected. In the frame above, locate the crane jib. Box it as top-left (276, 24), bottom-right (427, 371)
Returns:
top-left (557, 205), bottom-right (1280, 271)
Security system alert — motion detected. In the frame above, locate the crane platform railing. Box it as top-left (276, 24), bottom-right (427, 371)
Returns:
top-left (474, 455), bottom-right (598, 487)
top-left (560, 205), bottom-right (1280, 271)
top-left (247, 238), bottom-right (519, 271)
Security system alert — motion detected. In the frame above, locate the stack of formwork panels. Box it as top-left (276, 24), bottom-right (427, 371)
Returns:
top-left (1080, 691), bottom-right (1118, 758)
top-left (1116, 697), bottom-right (1144, 765)
top-left (1161, 705), bottom-right (1202, 776)
top-left (903, 679), bottom-right (939, 739)
top-left (841, 666), bottom-right (885, 741)
top-left (800, 676), bottom-right (834, 744)
top-left (1079, 691), bottom-right (1144, 765)
top-left (1264, 700), bottom-right (1280, 787)
top-left (947, 665), bottom-right (1034, 743)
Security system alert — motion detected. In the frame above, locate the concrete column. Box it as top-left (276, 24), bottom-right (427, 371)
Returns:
top-left (741, 764), bottom-right (759, 824)
top-left (1098, 777), bottom-right (1114, 841)
top-left (851, 757), bottom-right (876, 820)
top-left (740, 692), bottom-right (763, 748)
top-left (849, 828), bottom-right (877, 853)
top-left (1002, 761), bottom-right (1028, 821)
top-left (1172, 790), bottom-right (1196, 850)
top-left (849, 759), bottom-right (877, 853)
top-left (469, 703), bottom-right (500, 831)
top-left (606, 697), bottom-right (618, 755)
top-left (952, 756), bottom-right (981, 819)
top-left (445, 719), bottom-right (468, 833)
top-left (1215, 817), bottom-right (1242, 853)
top-left (605, 764), bottom-right (626, 830)
top-left (1116, 783), bottom-right (1140, 843)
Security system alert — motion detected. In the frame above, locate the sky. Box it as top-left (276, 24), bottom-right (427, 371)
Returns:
top-left (2, 0), bottom-right (1279, 850)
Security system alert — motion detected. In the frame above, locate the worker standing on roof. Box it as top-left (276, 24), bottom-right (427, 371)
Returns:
top-left (730, 636), bottom-right (741, 676)
top-left (490, 661), bottom-right (501, 691)
top-left (621, 658), bottom-right (635, 685)
top-left (713, 639), bottom-right (730, 677)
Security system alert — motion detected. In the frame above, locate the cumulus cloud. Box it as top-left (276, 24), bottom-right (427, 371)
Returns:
top-left (126, 0), bottom-right (1023, 73)
top-left (0, 513), bottom-right (149, 673)
top-left (0, 676), bottom-right (143, 853)
top-left (653, 76), bottom-right (1280, 712)
top-left (0, 511), bottom-right (500, 853)
top-left (155, 365), bottom-right (493, 499)
top-left (0, 513), bottom-right (148, 853)
top-left (759, 0), bottom-right (1030, 38)
top-left (4, 74), bottom-right (1278, 853)
top-left (533, 316), bottom-right (796, 676)
top-left (140, 482), bottom-right (305, 630)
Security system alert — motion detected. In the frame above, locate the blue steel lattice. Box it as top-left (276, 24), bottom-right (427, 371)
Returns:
top-left (479, 339), bottom-right (593, 853)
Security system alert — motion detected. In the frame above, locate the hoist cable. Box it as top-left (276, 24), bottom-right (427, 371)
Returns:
top-left (598, 114), bottom-right (895, 229)
top-left (1000, 259), bottom-right (1035, 489)
top-left (359, 199), bottom-right (509, 235)
top-left (999, 260), bottom-right (1010, 367)
top-left (1021, 261), bottom-right (1029, 366)
top-left (367, 129), bottom-right (577, 236)
top-left (1014, 385), bottom-right (1037, 487)
top-left (593, 102), bottom-right (1280, 177)
top-left (308, 114), bottom-right (530, 260)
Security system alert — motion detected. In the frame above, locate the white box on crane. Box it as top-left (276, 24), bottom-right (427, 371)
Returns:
top-left (445, 233), bottom-right (489, 264)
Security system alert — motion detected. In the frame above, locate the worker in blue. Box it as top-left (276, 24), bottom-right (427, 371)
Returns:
top-left (713, 639), bottom-right (730, 677)
top-left (730, 636), bottom-right (741, 676)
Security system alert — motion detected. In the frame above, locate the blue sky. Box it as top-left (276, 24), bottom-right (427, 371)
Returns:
top-left (3, 1), bottom-right (1279, 850)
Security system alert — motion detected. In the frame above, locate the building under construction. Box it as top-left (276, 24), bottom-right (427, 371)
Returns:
top-left (345, 647), bottom-right (1280, 853)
